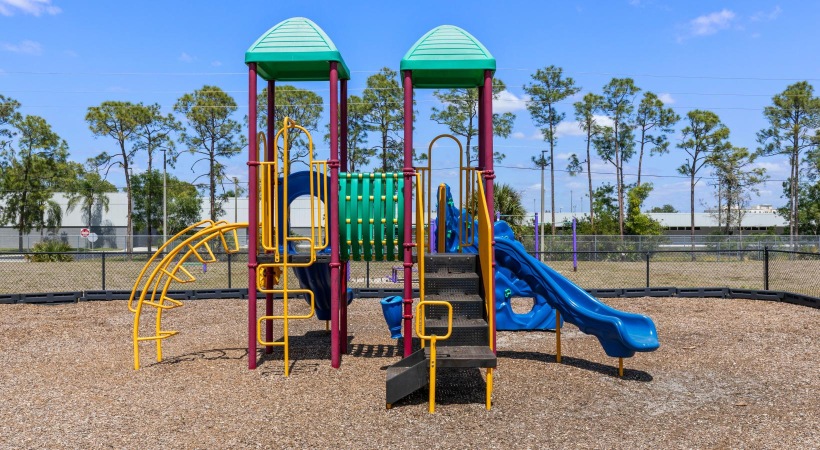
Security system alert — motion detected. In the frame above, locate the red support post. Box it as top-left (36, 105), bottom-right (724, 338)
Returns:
top-left (340, 80), bottom-right (348, 172)
top-left (247, 63), bottom-right (259, 369)
top-left (402, 70), bottom-right (415, 358)
top-left (328, 62), bottom-right (342, 368)
top-left (482, 70), bottom-right (497, 353)
top-left (265, 80), bottom-right (275, 353)
top-left (339, 79), bottom-right (349, 354)
top-left (477, 85), bottom-right (484, 170)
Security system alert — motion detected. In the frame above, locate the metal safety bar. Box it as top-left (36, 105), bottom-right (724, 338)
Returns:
top-left (415, 300), bottom-right (453, 414)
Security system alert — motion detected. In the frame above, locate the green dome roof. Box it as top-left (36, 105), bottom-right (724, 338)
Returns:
top-left (400, 25), bottom-right (495, 88)
top-left (245, 17), bottom-right (350, 81)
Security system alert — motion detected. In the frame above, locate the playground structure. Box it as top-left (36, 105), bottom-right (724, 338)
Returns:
top-left (129, 17), bottom-right (659, 412)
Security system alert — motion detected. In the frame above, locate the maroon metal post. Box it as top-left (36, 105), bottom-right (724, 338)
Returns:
top-left (340, 79), bottom-right (349, 171)
top-left (247, 63), bottom-right (259, 369)
top-left (482, 69), bottom-right (497, 353)
top-left (477, 85), bottom-right (484, 170)
top-left (402, 70), bottom-right (415, 358)
top-left (265, 80), bottom-right (275, 353)
top-left (339, 79), bottom-right (349, 354)
top-left (328, 62), bottom-right (342, 368)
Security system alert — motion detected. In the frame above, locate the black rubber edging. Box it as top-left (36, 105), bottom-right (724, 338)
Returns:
top-left (18, 292), bottom-right (81, 304)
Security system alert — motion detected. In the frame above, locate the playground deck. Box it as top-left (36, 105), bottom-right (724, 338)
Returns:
top-left (0, 297), bottom-right (816, 448)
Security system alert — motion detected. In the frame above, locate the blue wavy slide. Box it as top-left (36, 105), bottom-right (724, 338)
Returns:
top-left (493, 223), bottom-right (660, 358)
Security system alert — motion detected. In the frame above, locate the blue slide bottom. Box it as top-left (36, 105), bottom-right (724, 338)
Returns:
top-left (493, 222), bottom-right (659, 357)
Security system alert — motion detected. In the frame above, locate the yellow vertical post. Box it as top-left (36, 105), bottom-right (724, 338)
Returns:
top-left (437, 184), bottom-right (446, 253)
top-left (485, 368), bottom-right (493, 410)
top-left (555, 311), bottom-right (562, 363)
top-left (429, 336), bottom-right (437, 414)
top-left (619, 357), bottom-right (624, 377)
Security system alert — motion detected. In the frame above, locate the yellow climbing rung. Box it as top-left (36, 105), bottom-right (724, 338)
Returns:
top-left (136, 330), bottom-right (179, 342)
top-left (142, 297), bottom-right (184, 310)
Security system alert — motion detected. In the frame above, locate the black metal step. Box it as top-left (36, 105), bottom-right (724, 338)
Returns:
top-left (424, 345), bottom-right (496, 368)
top-left (424, 254), bottom-right (476, 274)
top-left (423, 317), bottom-right (489, 347)
top-left (424, 272), bottom-right (480, 296)
top-left (386, 349), bottom-right (429, 405)
top-left (423, 294), bottom-right (485, 320)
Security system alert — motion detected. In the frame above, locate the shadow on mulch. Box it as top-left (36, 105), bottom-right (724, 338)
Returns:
top-left (498, 350), bottom-right (654, 381)
top-left (390, 367), bottom-right (489, 409)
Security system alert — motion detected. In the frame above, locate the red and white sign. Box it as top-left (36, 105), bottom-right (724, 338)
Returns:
top-left (80, 228), bottom-right (90, 238)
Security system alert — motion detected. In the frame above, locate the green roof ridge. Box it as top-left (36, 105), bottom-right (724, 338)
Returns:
top-left (246, 17), bottom-right (350, 81)
top-left (400, 25), bottom-right (495, 88)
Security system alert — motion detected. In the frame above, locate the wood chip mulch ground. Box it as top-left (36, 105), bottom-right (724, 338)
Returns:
top-left (0, 296), bottom-right (817, 449)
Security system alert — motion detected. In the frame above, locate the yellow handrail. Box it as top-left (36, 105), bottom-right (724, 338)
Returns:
top-left (415, 300), bottom-right (452, 414)
top-left (472, 171), bottom-right (495, 352)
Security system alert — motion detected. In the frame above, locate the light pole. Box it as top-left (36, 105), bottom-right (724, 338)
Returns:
top-left (539, 150), bottom-right (548, 261)
top-left (162, 149), bottom-right (167, 247)
top-left (233, 177), bottom-right (239, 223)
top-left (128, 167), bottom-right (134, 253)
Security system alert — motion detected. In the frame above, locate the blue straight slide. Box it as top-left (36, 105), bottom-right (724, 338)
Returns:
top-left (493, 222), bottom-right (659, 358)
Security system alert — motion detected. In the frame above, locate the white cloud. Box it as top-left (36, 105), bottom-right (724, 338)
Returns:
top-left (179, 52), bottom-right (195, 63)
top-left (1, 40), bottom-right (42, 55)
top-left (512, 131), bottom-right (526, 139)
top-left (752, 161), bottom-right (788, 174)
top-left (658, 93), bottom-right (675, 104)
top-left (555, 122), bottom-right (585, 138)
top-left (493, 90), bottom-right (529, 114)
top-left (211, 60), bottom-right (223, 67)
top-left (750, 6), bottom-right (781, 22)
top-left (0, 0), bottom-right (60, 16)
top-left (679, 9), bottom-right (736, 41)
top-left (554, 152), bottom-right (574, 161)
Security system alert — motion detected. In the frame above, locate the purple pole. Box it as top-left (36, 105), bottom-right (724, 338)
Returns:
top-left (496, 211), bottom-right (500, 222)
top-left (247, 63), bottom-right (259, 370)
top-left (339, 79), bottom-right (349, 355)
top-left (482, 69), bottom-right (497, 353)
top-left (572, 217), bottom-right (578, 272)
top-left (402, 70), bottom-right (414, 358)
top-left (477, 86), bottom-right (484, 170)
top-left (329, 62), bottom-right (341, 368)
top-left (534, 213), bottom-right (539, 257)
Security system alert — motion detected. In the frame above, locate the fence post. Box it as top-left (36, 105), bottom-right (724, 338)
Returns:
top-left (366, 261), bottom-right (370, 288)
top-left (227, 252), bottom-right (232, 289)
top-left (101, 252), bottom-right (106, 290)
top-left (645, 252), bottom-right (650, 288)
top-left (764, 246), bottom-right (769, 291)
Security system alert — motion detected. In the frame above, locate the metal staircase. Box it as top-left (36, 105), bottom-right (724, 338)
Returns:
top-left (386, 253), bottom-right (496, 411)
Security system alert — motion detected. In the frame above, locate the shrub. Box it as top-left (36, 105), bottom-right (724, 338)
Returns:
top-left (26, 239), bottom-right (74, 262)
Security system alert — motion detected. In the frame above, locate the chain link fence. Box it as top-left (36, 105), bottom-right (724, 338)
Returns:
top-left (0, 246), bottom-right (817, 298)
top-left (520, 234), bottom-right (820, 253)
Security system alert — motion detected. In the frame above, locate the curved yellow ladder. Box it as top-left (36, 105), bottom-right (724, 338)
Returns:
top-left (131, 221), bottom-right (247, 370)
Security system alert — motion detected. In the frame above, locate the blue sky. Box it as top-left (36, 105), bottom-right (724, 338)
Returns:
top-left (1, 0), bottom-right (817, 216)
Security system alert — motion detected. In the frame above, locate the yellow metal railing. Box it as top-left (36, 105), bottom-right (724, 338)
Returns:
top-left (414, 300), bottom-right (452, 414)
top-left (131, 221), bottom-right (246, 370)
top-left (255, 117), bottom-right (327, 376)
top-left (417, 134), bottom-right (474, 253)
top-left (472, 170), bottom-right (495, 410)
